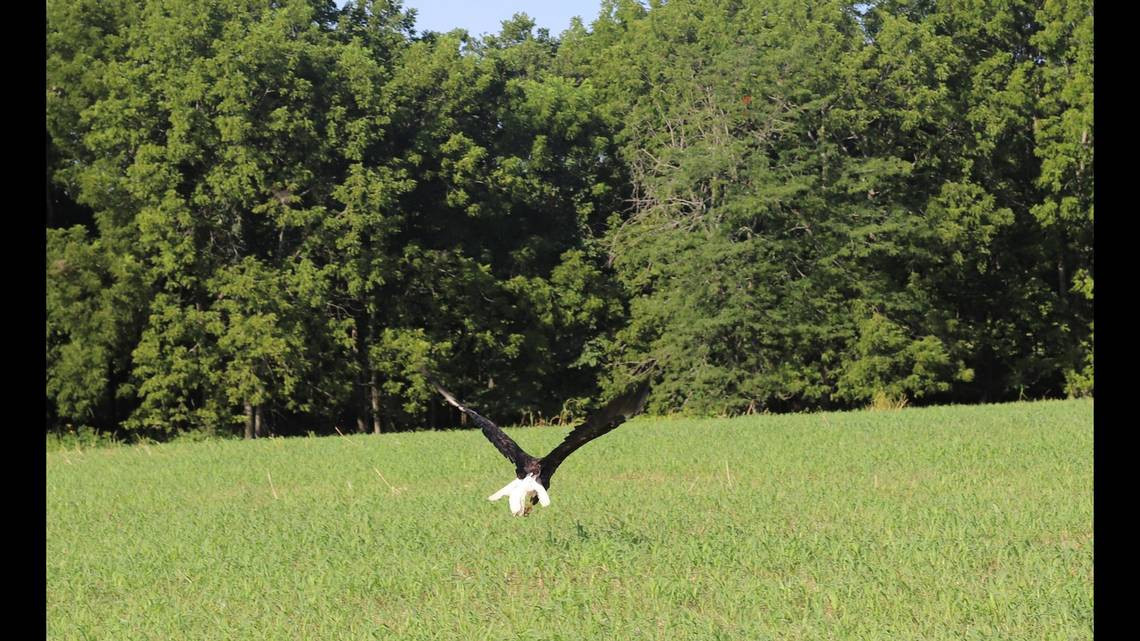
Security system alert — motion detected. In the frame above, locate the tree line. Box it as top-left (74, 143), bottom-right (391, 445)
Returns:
top-left (46, 0), bottom-right (1092, 439)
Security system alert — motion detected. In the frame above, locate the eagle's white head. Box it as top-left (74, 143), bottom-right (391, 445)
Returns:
top-left (488, 473), bottom-right (550, 516)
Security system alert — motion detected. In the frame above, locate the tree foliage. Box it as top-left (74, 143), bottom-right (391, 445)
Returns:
top-left (46, 0), bottom-right (1093, 438)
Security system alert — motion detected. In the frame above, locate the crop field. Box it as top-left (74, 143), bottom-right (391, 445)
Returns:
top-left (47, 399), bottom-right (1092, 640)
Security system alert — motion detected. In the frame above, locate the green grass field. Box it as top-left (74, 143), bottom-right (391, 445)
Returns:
top-left (47, 399), bottom-right (1092, 640)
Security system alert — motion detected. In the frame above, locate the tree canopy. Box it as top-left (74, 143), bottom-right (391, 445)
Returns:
top-left (47, 0), bottom-right (1093, 439)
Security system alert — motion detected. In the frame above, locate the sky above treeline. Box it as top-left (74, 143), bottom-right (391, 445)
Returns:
top-left (341, 1), bottom-right (609, 38)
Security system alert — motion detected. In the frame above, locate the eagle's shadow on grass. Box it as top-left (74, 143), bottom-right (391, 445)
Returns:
top-left (542, 519), bottom-right (651, 547)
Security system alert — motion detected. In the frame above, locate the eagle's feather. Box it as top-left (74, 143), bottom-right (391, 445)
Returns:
top-left (425, 370), bottom-right (650, 514)
top-left (537, 382), bottom-right (651, 486)
top-left (428, 378), bottom-right (538, 478)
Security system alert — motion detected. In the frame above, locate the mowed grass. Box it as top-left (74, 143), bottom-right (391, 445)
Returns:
top-left (47, 399), bottom-right (1092, 640)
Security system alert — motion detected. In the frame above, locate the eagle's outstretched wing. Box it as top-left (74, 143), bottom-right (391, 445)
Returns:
top-left (427, 376), bottom-right (537, 477)
top-left (538, 381), bottom-right (651, 484)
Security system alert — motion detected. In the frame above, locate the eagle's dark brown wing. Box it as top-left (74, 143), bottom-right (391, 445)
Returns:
top-left (427, 376), bottom-right (537, 477)
top-left (538, 381), bottom-right (651, 485)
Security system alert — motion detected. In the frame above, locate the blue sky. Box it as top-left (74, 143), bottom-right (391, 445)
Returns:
top-left (398, 1), bottom-right (606, 37)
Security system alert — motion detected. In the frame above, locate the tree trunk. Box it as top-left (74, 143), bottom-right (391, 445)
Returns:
top-left (351, 317), bottom-right (369, 433)
top-left (370, 372), bottom-right (381, 434)
top-left (244, 401), bottom-right (254, 440)
top-left (254, 404), bottom-right (263, 438)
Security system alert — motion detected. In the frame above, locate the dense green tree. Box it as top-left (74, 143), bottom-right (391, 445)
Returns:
top-left (368, 17), bottom-right (627, 425)
top-left (47, 0), bottom-right (152, 434)
top-left (842, 0), bottom-right (1092, 402)
top-left (46, 0), bottom-right (1093, 438)
top-left (1030, 0), bottom-right (1093, 396)
top-left (584, 0), bottom-right (898, 412)
top-left (584, 0), bottom-right (1090, 411)
top-left (47, 2), bottom-right (629, 436)
top-left (47, 226), bottom-right (147, 431)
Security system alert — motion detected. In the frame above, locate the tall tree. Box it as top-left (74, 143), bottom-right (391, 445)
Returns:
top-left (1030, 0), bottom-right (1093, 396)
top-left (46, 0), bottom-right (1094, 438)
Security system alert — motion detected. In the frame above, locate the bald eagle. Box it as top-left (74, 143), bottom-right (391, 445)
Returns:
top-left (427, 376), bottom-right (651, 516)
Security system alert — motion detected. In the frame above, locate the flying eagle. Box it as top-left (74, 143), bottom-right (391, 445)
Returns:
top-left (427, 376), bottom-right (651, 516)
